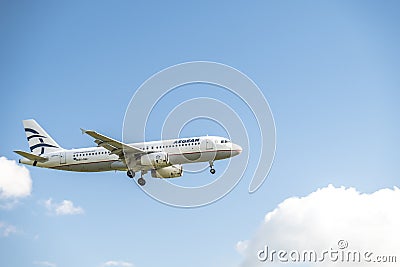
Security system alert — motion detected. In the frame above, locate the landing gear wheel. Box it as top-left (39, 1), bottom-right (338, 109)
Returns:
top-left (209, 161), bottom-right (215, 174)
top-left (127, 170), bottom-right (135, 178)
top-left (138, 177), bottom-right (146, 186)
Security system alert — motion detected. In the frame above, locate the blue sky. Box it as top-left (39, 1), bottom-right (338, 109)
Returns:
top-left (0, 1), bottom-right (399, 267)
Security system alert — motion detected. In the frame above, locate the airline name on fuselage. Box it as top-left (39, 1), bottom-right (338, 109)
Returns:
top-left (173, 138), bottom-right (200, 144)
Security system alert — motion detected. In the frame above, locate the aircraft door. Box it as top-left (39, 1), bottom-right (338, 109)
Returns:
top-left (60, 152), bottom-right (66, 164)
top-left (206, 139), bottom-right (215, 150)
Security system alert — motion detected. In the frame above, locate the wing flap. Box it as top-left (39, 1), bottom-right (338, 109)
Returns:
top-left (81, 129), bottom-right (144, 158)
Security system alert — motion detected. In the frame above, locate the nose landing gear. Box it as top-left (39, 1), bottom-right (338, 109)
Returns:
top-left (209, 161), bottom-right (216, 174)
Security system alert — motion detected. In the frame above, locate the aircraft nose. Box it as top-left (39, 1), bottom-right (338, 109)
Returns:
top-left (232, 143), bottom-right (243, 156)
top-left (237, 144), bottom-right (243, 154)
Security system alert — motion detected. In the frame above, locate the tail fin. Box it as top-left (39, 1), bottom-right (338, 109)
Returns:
top-left (22, 119), bottom-right (63, 155)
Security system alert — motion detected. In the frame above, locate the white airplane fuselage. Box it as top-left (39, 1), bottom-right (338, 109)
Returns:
top-left (15, 119), bottom-right (242, 185)
top-left (19, 136), bottom-right (242, 173)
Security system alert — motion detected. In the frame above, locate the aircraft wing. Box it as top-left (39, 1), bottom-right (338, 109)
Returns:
top-left (81, 129), bottom-right (144, 158)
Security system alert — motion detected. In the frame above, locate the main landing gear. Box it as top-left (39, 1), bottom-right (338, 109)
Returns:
top-left (138, 177), bottom-right (146, 186)
top-left (127, 170), bottom-right (146, 186)
top-left (209, 161), bottom-right (216, 174)
top-left (127, 170), bottom-right (135, 178)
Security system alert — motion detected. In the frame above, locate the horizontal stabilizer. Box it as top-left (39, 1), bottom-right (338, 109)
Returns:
top-left (14, 150), bottom-right (48, 162)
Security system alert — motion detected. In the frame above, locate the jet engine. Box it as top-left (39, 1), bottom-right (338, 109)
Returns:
top-left (140, 152), bottom-right (169, 168)
top-left (151, 164), bottom-right (183, 178)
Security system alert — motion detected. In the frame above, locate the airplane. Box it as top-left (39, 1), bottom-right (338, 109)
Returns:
top-left (14, 119), bottom-right (243, 186)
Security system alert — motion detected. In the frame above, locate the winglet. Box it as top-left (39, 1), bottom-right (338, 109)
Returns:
top-left (80, 128), bottom-right (87, 135)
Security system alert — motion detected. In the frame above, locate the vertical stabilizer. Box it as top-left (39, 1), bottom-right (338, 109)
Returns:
top-left (22, 119), bottom-right (63, 155)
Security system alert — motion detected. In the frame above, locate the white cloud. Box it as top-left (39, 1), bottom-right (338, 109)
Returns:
top-left (0, 156), bottom-right (32, 199)
top-left (102, 261), bottom-right (134, 267)
top-left (0, 199), bottom-right (19, 210)
top-left (235, 240), bottom-right (250, 256)
top-left (238, 184), bottom-right (400, 267)
top-left (0, 221), bottom-right (17, 237)
top-left (33, 261), bottom-right (57, 267)
top-left (45, 198), bottom-right (84, 215)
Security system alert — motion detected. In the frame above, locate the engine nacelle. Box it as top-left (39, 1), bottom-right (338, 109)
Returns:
top-left (151, 164), bottom-right (183, 178)
top-left (110, 161), bottom-right (127, 171)
top-left (141, 152), bottom-right (169, 168)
